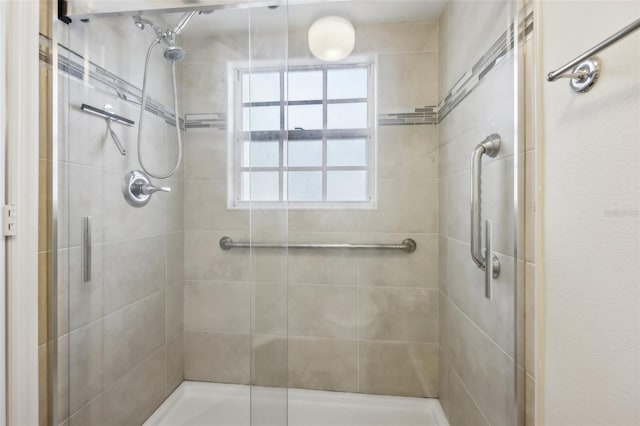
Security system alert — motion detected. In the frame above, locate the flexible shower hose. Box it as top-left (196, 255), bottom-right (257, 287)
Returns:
top-left (137, 38), bottom-right (183, 180)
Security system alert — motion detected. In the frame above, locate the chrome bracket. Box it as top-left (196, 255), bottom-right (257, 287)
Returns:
top-left (560, 58), bottom-right (601, 93)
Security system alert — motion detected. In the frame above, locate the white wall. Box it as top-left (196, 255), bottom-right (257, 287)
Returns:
top-left (539, 1), bottom-right (640, 425)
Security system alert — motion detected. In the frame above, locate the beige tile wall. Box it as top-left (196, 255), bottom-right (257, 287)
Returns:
top-left (54, 15), bottom-right (184, 426)
top-left (437, 1), bottom-right (529, 425)
top-left (181, 18), bottom-right (441, 398)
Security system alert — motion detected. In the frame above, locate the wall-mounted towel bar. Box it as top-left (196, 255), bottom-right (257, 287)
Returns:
top-left (219, 237), bottom-right (417, 253)
top-left (547, 18), bottom-right (640, 93)
top-left (470, 134), bottom-right (501, 299)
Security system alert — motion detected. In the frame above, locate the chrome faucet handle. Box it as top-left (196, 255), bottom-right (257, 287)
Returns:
top-left (123, 170), bottom-right (171, 208)
top-left (140, 183), bottom-right (171, 195)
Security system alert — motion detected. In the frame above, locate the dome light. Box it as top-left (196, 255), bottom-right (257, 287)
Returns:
top-left (308, 16), bottom-right (356, 62)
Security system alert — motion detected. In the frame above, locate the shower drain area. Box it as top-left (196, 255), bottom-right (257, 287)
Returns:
top-left (144, 381), bottom-right (449, 426)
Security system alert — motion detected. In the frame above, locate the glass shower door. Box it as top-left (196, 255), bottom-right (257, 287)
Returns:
top-left (58, 10), bottom-right (187, 424)
top-left (53, 1), bottom-right (526, 425)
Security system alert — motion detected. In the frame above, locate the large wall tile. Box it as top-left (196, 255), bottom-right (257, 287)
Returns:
top-left (358, 233), bottom-right (438, 288)
top-left (102, 236), bottom-right (166, 314)
top-left (100, 348), bottom-right (167, 426)
top-left (166, 231), bottom-right (184, 287)
top-left (355, 22), bottom-right (438, 54)
top-left (184, 231), bottom-right (253, 282)
top-left (378, 52), bottom-right (438, 109)
top-left (359, 287), bottom-right (438, 343)
top-left (253, 335), bottom-right (288, 388)
top-left (254, 284), bottom-right (287, 335)
top-left (58, 246), bottom-right (104, 334)
top-left (287, 249), bottom-right (358, 286)
top-left (358, 179), bottom-right (438, 234)
top-left (184, 332), bottom-right (251, 384)
top-left (378, 126), bottom-right (439, 180)
top-left (166, 179), bottom-right (184, 233)
top-left (102, 293), bottom-right (166, 388)
top-left (287, 210), bottom-right (358, 233)
top-left (184, 281), bottom-right (251, 334)
top-left (359, 340), bottom-right (438, 397)
top-left (167, 333), bottom-right (184, 394)
top-left (288, 285), bottom-right (357, 339)
top-left (446, 298), bottom-right (515, 426)
top-left (184, 129), bottom-right (228, 180)
top-left (446, 239), bottom-right (515, 356)
top-left (68, 322), bottom-right (103, 414)
top-left (185, 180), bottom-right (249, 231)
top-left (166, 284), bottom-right (184, 341)
top-left (288, 337), bottom-right (358, 392)
top-left (447, 365), bottom-right (490, 426)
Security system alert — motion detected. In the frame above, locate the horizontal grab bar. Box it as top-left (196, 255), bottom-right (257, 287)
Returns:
top-left (219, 237), bottom-right (417, 253)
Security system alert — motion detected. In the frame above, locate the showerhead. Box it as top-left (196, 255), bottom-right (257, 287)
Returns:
top-left (164, 45), bottom-right (186, 61)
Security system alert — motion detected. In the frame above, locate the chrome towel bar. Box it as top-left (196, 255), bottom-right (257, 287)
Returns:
top-left (547, 18), bottom-right (640, 92)
top-left (470, 134), bottom-right (501, 299)
top-left (219, 237), bottom-right (417, 253)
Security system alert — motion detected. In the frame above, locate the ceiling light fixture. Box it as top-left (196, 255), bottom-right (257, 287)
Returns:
top-left (308, 16), bottom-right (356, 62)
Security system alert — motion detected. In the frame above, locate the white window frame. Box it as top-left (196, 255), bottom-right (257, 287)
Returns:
top-left (227, 56), bottom-right (377, 210)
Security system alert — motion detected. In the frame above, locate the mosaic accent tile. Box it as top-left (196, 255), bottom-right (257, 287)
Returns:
top-left (41, 10), bottom-right (533, 132)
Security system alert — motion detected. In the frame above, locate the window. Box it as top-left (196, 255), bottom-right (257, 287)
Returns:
top-left (228, 60), bottom-right (376, 209)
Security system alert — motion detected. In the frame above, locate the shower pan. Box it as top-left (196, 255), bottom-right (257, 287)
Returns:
top-left (50, 0), bottom-right (526, 425)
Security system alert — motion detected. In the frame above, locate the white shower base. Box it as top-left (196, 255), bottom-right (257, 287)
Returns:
top-left (145, 381), bottom-right (449, 426)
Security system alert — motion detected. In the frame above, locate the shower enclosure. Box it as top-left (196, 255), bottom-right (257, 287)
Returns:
top-left (48, 0), bottom-right (526, 424)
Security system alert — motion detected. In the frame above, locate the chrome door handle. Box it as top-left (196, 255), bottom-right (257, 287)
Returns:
top-left (470, 134), bottom-right (501, 299)
top-left (484, 220), bottom-right (500, 299)
top-left (82, 216), bottom-right (92, 283)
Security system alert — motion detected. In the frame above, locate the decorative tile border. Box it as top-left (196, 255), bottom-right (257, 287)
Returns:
top-left (378, 107), bottom-right (437, 126)
top-left (184, 113), bottom-right (227, 131)
top-left (41, 9), bottom-right (532, 131)
top-left (436, 10), bottom-right (533, 123)
top-left (40, 34), bottom-right (184, 129)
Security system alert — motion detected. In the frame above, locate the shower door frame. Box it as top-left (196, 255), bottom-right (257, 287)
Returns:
top-left (4, 1), bottom-right (41, 425)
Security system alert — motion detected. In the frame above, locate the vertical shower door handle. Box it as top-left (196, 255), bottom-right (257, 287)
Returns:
top-left (82, 216), bottom-right (92, 283)
top-left (470, 135), bottom-right (501, 299)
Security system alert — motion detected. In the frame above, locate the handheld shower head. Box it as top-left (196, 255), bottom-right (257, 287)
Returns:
top-left (164, 45), bottom-right (186, 61)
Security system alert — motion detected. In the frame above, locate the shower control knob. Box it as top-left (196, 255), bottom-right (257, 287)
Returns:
top-left (138, 183), bottom-right (171, 196)
top-left (123, 170), bottom-right (171, 208)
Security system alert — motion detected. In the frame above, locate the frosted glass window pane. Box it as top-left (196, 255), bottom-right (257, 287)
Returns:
top-left (242, 141), bottom-right (279, 167)
top-left (328, 68), bottom-right (368, 99)
top-left (287, 172), bottom-right (322, 201)
top-left (242, 72), bottom-right (280, 103)
top-left (327, 103), bottom-right (367, 129)
top-left (288, 71), bottom-right (322, 101)
top-left (327, 139), bottom-right (367, 167)
top-left (287, 140), bottom-right (322, 167)
top-left (288, 105), bottom-right (323, 130)
top-left (241, 172), bottom-right (279, 201)
top-left (243, 106), bottom-right (280, 131)
top-left (327, 171), bottom-right (368, 201)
